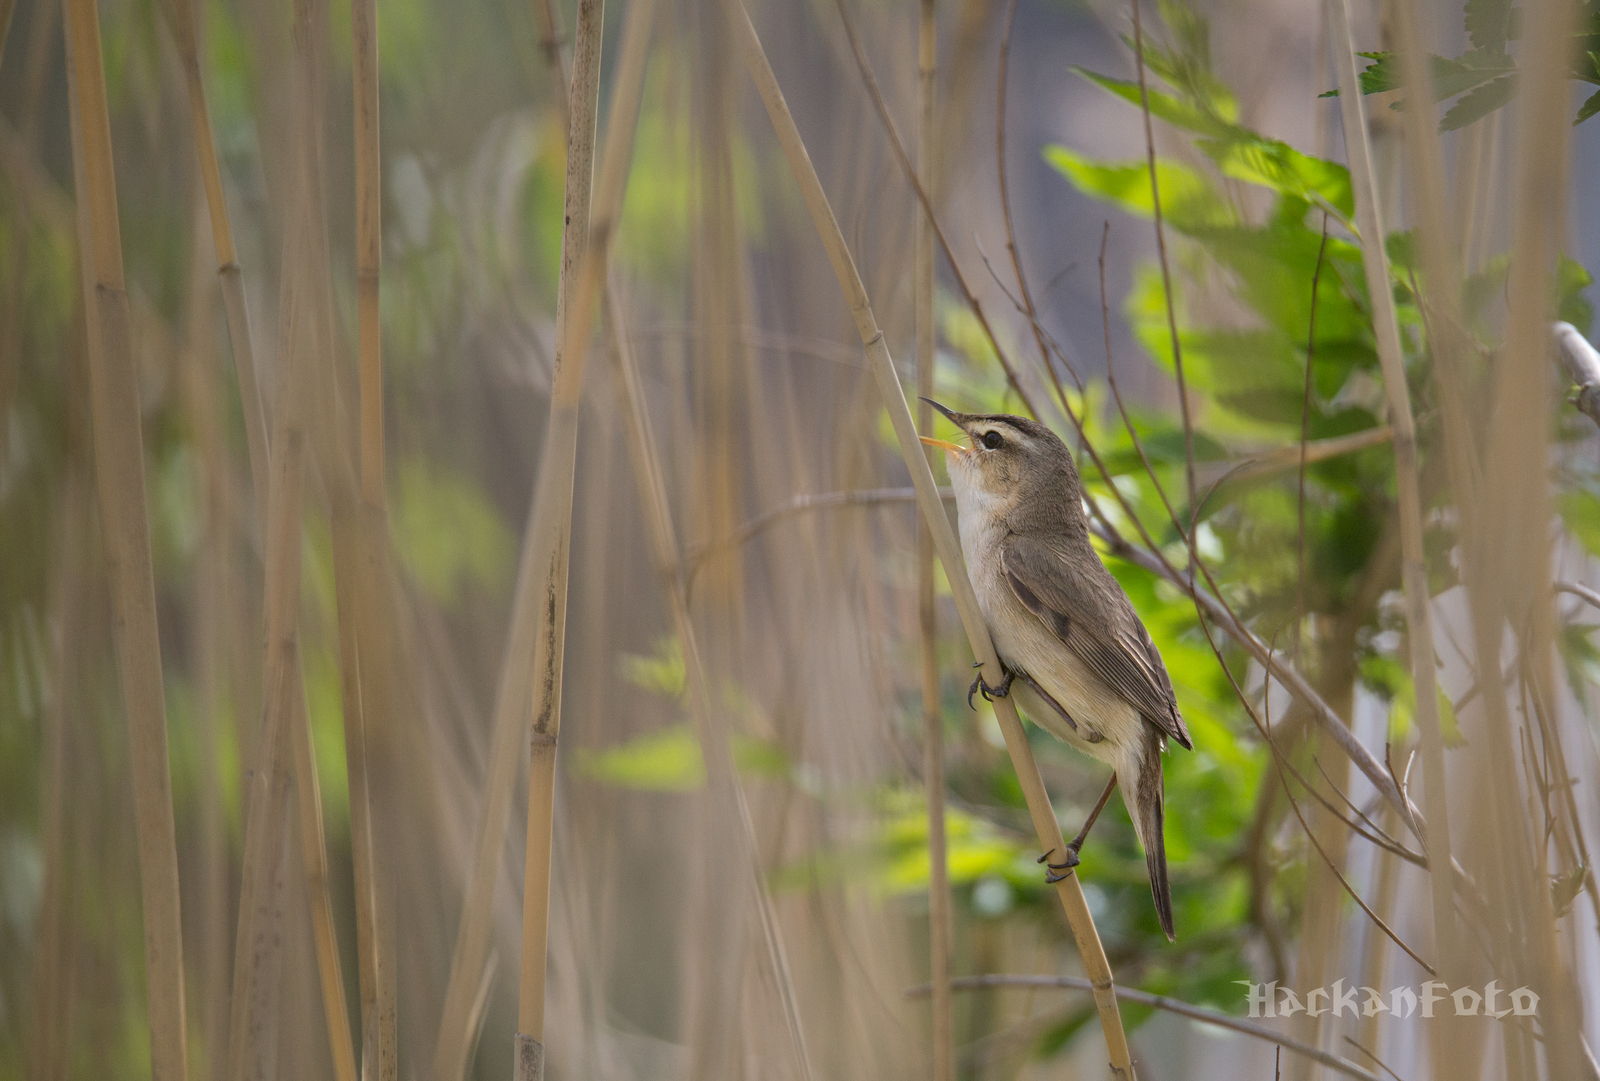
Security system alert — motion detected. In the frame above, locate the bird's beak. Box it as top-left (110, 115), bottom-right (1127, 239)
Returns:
top-left (917, 397), bottom-right (969, 455)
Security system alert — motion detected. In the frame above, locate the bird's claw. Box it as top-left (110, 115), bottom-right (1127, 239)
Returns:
top-left (1037, 844), bottom-right (1082, 883)
top-left (966, 663), bottom-right (1016, 710)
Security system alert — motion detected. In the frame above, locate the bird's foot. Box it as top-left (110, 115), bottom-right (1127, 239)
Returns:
top-left (1037, 844), bottom-right (1082, 883)
top-left (967, 663), bottom-right (1016, 710)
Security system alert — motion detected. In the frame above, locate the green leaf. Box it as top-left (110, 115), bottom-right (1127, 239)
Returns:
top-left (391, 459), bottom-right (513, 603)
top-left (575, 724), bottom-right (705, 792)
top-left (1441, 75), bottom-right (1518, 131)
top-left (619, 636), bottom-right (687, 700)
top-left (1464, 0), bottom-right (1516, 53)
top-left (1557, 254), bottom-right (1595, 333)
top-left (1042, 146), bottom-right (1231, 232)
top-left (1199, 138), bottom-right (1353, 219)
top-left (1552, 863), bottom-right (1589, 918)
top-left (1072, 68), bottom-right (1237, 139)
top-left (1562, 490), bottom-right (1600, 558)
top-left (1338, 50), bottom-right (1514, 112)
top-left (1579, 88), bottom-right (1600, 125)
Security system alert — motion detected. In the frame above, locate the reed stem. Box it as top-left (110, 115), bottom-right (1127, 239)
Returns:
top-left (62, 3), bottom-right (191, 1077)
top-left (915, 1), bottom-right (953, 1078)
top-left (728, 2), bottom-right (1136, 1072)
top-left (432, 0), bottom-right (652, 1078)
top-left (349, 0), bottom-right (398, 1072)
top-left (1328, 0), bottom-right (1459, 1003)
top-left (514, 0), bottom-right (606, 1069)
top-left (166, 4), bottom-right (357, 1075)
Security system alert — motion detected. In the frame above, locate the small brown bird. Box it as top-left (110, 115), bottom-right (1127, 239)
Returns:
top-left (920, 401), bottom-right (1191, 940)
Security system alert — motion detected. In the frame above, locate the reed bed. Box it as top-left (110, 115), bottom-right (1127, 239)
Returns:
top-left (5, 0), bottom-right (1600, 1079)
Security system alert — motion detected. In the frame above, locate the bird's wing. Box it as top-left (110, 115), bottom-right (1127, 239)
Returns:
top-left (999, 534), bottom-right (1191, 749)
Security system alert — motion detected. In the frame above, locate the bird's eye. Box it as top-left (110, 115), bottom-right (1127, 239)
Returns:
top-left (981, 430), bottom-right (1003, 450)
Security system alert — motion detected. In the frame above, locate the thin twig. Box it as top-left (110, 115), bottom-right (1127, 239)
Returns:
top-left (1296, 217), bottom-right (1331, 662)
top-left (830, 0), bottom-right (1039, 419)
top-left (903, 975), bottom-right (1380, 1081)
top-left (998, 0), bottom-right (1077, 405)
top-left (1128, 0), bottom-right (1196, 515)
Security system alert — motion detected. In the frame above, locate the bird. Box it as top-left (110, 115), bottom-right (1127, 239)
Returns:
top-left (919, 399), bottom-right (1191, 940)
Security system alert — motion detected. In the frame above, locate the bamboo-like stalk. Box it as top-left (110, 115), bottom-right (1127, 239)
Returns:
top-left (605, 283), bottom-right (816, 1081)
top-left (166, 5), bottom-right (357, 1074)
top-left (165, 0), bottom-right (269, 515)
top-left (180, 195), bottom-right (236, 1081)
top-left (350, 0), bottom-right (397, 1072)
top-left (915, 1), bottom-right (953, 1078)
top-left (1462, 0), bottom-right (1588, 1073)
top-left (1327, 9), bottom-right (1464, 1072)
top-left (431, 3), bottom-right (652, 1081)
top-left (726, 3), bottom-right (1136, 1074)
top-left (515, 0), bottom-right (606, 1070)
top-left (61, 3), bottom-right (191, 1079)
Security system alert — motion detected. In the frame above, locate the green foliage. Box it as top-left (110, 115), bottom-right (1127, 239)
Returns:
top-left (390, 458), bottom-right (514, 604)
top-left (1329, 1), bottom-right (1600, 128)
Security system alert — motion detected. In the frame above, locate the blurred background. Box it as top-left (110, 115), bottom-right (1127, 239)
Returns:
top-left (3, 0), bottom-right (1599, 1077)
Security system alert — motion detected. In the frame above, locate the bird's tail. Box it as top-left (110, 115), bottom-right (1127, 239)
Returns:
top-left (1126, 731), bottom-right (1175, 941)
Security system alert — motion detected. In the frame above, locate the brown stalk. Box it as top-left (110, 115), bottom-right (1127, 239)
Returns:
top-left (728, 2), bottom-right (1136, 1072)
top-left (916, 1), bottom-right (953, 1078)
top-left (1459, 0), bottom-right (1589, 1071)
top-left (514, 0), bottom-right (606, 1071)
top-left (61, 3), bottom-right (191, 1079)
top-left (165, 3), bottom-right (357, 1072)
top-left (431, 2), bottom-right (652, 1080)
top-left (830, 0), bottom-right (1039, 420)
top-left (605, 285), bottom-right (815, 1081)
top-left (163, 0), bottom-right (269, 501)
top-left (1328, 5), bottom-right (1464, 1065)
top-left (906, 975), bottom-right (1381, 1081)
top-left (179, 196), bottom-right (238, 1081)
top-left (350, 0), bottom-right (398, 1071)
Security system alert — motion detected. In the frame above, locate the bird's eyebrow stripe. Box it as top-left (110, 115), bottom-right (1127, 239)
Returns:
top-left (986, 417), bottom-right (1032, 435)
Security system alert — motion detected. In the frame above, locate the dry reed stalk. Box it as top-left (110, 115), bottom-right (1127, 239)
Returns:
top-left (303, 351), bottom-right (380, 1079)
top-left (727, 3), bottom-right (1136, 1073)
top-left (514, 0), bottom-right (605, 1070)
top-left (915, 1), bottom-right (953, 1079)
top-left (61, 3), bottom-right (191, 1078)
top-left (1460, 0), bottom-right (1588, 1073)
top-left (1284, 630), bottom-right (1357, 1081)
top-left (31, 420), bottom-right (90, 1081)
top-left (1356, 801), bottom-right (1402, 1065)
top-left (227, 151), bottom-right (311, 1081)
top-left (605, 275), bottom-right (815, 1080)
top-left (431, 2), bottom-right (654, 1078)
top-left (1327, 0), bottom-right (1447, 875)
top-left (167, 4), bottom-right (357, 1071)
top-left (222, 0), bottom-right (362, 1076)
top-left (180, 197), bottom-right (238, 1081)
top-left (165, 0), bottom-right (269, 510)
top-left (350, 0), bottom-right (398, 1071)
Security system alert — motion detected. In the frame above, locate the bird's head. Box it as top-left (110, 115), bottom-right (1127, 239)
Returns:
top-left (918, 399), bottom-right (1083, 525)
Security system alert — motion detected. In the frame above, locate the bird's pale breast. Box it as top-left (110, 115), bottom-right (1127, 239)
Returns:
top-left (957, 500), bottom-right (1143, 769)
